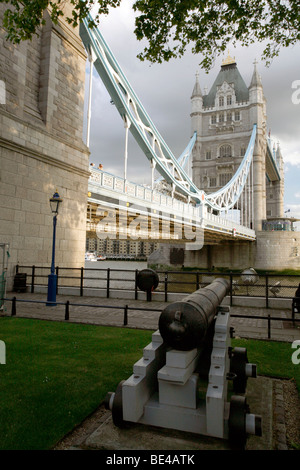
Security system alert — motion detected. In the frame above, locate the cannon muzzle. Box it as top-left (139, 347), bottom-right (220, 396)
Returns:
top-left (159, 277), bottom-right (230, 350)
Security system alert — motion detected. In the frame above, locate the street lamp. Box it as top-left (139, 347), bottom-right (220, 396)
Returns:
top-left (46, 190), bottom-right (62, 306)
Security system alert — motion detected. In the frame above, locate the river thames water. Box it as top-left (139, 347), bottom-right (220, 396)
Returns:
top-left (84, 260), bottom-right (148, 290)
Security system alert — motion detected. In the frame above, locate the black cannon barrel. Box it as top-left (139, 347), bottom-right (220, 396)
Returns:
top-left (158, 278), bottom-right (230, 351)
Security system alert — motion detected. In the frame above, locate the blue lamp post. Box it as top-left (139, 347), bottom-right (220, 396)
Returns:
top-left (46, 190), bottom-right (62, 306)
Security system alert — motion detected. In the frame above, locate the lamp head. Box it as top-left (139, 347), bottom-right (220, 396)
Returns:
top-left (50, 190), bottom-right (63, 215)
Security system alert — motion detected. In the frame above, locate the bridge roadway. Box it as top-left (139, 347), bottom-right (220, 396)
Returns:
top-left (87, 168), bottom-right (256, 245)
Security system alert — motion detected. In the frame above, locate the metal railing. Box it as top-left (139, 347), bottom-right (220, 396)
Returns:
top-left (1, 295), bottom-right (299, 340)
top-left (14, 264), bottom-right (300, 308)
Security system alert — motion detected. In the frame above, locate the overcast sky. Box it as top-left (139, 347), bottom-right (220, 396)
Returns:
top-left (84, 2), bottom-right (300, 222)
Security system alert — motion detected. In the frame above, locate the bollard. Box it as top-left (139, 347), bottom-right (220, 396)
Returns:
top-left (11, 297), bottom-right (16, 316)
top-left (80, 267), bottom-right (84, 297)
top-left (107, 268), bottom-right (110, 298)
top-left (123, 305), bottom-right (128, 326)
top-left (65, 300), bottom-right (70, 321)
top-left (31, 265), bottom-right (35, 293)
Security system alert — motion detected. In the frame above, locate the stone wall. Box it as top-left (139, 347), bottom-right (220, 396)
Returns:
top-left (255, 231), bottom-right (300, 270)
top-left (184, 231), bottom-right (300, 271)
top-left (184, 241), bottom-right (255, 270)
top-left (0, 4), bottom-right (90, 289)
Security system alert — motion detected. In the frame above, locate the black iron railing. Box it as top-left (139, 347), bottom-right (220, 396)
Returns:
top-left (1, 296), bottom-right (299, 340)
top-left (14, 264), bottom-right (300, 308)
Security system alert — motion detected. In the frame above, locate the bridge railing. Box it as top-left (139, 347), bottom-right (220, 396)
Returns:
top-left (12, 264), bottom-right (300, 308)
top-left (89, 168), bottom-right (256, 239)
top-left (90, 168), bottom-right (197, 215)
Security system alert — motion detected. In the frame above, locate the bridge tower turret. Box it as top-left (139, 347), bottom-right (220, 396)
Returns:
top-left (248, 60), bottom-right (267, 231)
top-left (190, 72), bottom-right (203, 188)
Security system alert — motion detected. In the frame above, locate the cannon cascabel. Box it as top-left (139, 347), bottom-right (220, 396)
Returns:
top-left (158, 278), bottom-right (230, 351)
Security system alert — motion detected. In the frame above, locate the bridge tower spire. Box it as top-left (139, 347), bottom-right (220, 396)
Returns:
top-left (190, 71), bottom-right (203, 191)
top-left (249, 59), bottom-right (267, 231)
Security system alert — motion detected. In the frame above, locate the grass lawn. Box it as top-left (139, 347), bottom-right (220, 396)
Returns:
top-left (0, 317), bottom-right (152, 450)
top-left (0, 317), bottom-right (299, 450)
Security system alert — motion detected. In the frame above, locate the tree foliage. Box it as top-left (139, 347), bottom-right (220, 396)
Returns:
top-left (1, 0), bottom-right (299, 70)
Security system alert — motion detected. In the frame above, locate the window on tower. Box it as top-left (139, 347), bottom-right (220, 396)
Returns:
top-left (211, 115), bottom-right (217, 124)
top-left (219, 145), bottom-right (232, 158)
top-left (219, 96), bottom-right (224, 107)
top-left (235, 110), bottom-right (240, 121)
top-left (219, 113), bottom-right (224, 123)
top-left (227, 95), bottom-right (232, 106)
top-left (206, 150), bottom-right (212, 160)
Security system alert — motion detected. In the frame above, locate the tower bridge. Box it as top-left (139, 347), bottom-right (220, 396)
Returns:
top-left (79, 14), bottom-right (287, 263)
top-left (0, 4), bottom-right (299, 280)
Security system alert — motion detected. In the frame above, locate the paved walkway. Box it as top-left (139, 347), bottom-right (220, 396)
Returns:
top-left (1, 291), bottom-right (300, 342)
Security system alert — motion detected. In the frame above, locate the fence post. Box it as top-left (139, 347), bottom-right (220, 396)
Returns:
top-left (80, 267), bottom-right (84, 297)
top-left (107, 268), bottom-right (110, 298)
top-left (267, 314), bottom-right (271, 339)
top-left (11, 297), bottom-right (16, 316)
top-left (124, 305), bottom-right (128, 326)
top-left (164, 272), bottom-right (168, 302)
top-left (135, 270), bottom-right (138, 300)
top-left (292, 299), bottom-right (295, 327)
top-left (230, 271), bottom-right (233, 306)
top-left (65, 301), bottom-right (70, 321)
top-left (31, 265), bottom-right (35, 293)
top-left (265, 273), bottom-right (269, 309)
top-left (56, 266), bottom-right (59, 295)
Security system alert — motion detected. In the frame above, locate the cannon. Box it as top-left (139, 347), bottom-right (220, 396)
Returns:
top-left (159, 277), bottom-right (230, 351)
top-left (105, 278), bottom-right (262, 449)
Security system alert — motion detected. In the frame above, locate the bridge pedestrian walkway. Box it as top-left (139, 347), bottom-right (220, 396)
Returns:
top-left (1, 292), bottom-right (300, 342)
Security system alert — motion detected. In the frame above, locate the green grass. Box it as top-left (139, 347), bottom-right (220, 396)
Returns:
top-left (0, 317), bottom-right (299, 450)
top-left (0, 317), bottom-right (152, 450)
top-left (232, 337), bottom-right (300, 394)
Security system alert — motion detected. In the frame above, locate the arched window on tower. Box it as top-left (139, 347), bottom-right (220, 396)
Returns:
top-left (219, 145), bottom-right (232, 158)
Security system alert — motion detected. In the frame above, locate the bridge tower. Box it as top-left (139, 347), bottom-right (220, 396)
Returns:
top-left (191, 53), bottom-right (279, 230)
top-left (0, 3), bottom-right (90, 288)
top-left (188, 53), bottom-right (296, 270)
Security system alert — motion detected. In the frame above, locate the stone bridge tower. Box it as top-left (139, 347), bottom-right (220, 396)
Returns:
top-left (191, 53), bottom-right (272, 231)
top-left (187, 54), bottom-right (298, 270)
top-left (0, 3), bottom-right (90, 287)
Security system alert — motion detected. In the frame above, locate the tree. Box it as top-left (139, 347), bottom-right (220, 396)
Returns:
top-left (1, 0), bottom-right (299, 71)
